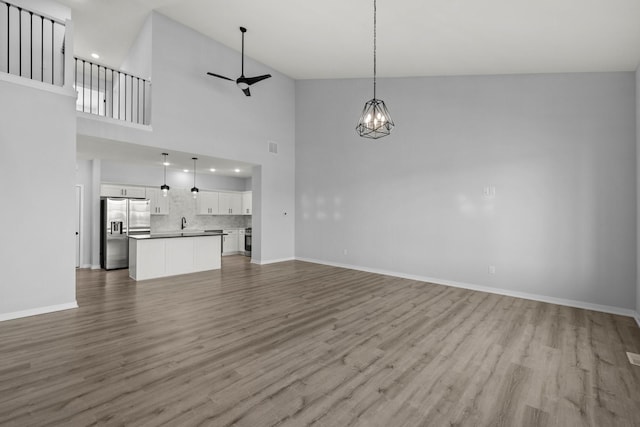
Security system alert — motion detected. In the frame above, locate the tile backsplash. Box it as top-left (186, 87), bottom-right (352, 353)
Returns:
top-left (151, 188), bottom-right (251, 232)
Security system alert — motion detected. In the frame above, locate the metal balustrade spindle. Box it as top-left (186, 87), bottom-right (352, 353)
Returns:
top-left (2, 1), bottom-right (65, 85)
top-left (2, 1), bottom-right (151, 123)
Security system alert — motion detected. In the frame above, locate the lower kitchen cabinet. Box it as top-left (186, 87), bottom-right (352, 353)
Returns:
top-left (129, 235), bottom-right (221, 281)
top-left (222, 229), bottom-right (238, 255)
top-left (238, 228), bottom-right (245, 254)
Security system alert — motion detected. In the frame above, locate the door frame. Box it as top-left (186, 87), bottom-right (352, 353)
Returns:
top-left (75, 184), bottom-right (84, 268)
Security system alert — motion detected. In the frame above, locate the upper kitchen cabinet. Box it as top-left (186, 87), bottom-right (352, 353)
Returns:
top-left (242, 191), bottom-right (252, 215)
top-left (146, 188), bottom-right (169, 215)
top-left (100, 184), bottom-right (146, 199)
top-left (197, 191), bottom-right (219, 215)
top-left (218, 192), bottom-right (242, 215)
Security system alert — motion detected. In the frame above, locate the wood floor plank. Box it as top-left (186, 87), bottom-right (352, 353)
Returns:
top-left (0, 256), bottom-right (639, 426)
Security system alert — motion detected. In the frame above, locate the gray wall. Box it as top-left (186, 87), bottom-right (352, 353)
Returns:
top-left (120, 14), bottom-right (152, 80)
top-left (76, 160), bottom-right (94, 268)
top-left (0, 80), bottom-right (77, 318)
top-left (637, 66), bottom-right (640, 318)
top-left (0, 0), bottom-right (76, 319)
top-left (296, 72), bottom-right (636, 310)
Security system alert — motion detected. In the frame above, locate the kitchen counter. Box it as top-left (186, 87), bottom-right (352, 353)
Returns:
top-left (129, 232), bottom-right (222, 281)
top-left (129, 231), bottom-right (226, 240)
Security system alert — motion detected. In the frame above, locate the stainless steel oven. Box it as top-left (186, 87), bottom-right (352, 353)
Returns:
top-left (245, 227), bottom-right (251, 257)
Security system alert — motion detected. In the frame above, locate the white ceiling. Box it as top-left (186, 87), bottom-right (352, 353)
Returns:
top-left (58, 0), bottom-right (640, 80)
top-left (65, 0), bottom-right (640, 174)
top-left (77, 136), bottom-right (255, 178)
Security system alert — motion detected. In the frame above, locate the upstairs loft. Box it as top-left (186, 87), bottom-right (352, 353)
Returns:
top-left (0, 0), bottom-right (151, 127)
top-left (73, 57), bottom-right (150, 126)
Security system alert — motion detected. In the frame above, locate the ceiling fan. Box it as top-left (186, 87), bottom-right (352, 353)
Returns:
top-left (206, 26), bottom-right (271, 97)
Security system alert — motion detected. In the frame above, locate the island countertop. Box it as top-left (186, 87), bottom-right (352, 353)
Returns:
top-left (129, 231), bottom-right (226, 240)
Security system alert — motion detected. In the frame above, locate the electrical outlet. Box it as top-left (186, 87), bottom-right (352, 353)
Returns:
top-left (488, 265), bottom-right (496, 275)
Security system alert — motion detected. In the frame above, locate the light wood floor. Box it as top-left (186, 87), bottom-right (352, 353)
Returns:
top-left (0, 256), bottom-right (639, 426)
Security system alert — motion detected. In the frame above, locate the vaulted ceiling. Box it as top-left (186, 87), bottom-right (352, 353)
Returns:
top-left (58, 0), bottom-right (640, 80)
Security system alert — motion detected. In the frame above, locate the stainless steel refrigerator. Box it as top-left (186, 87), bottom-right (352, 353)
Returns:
top-left (100, 198), bottom-right (150, 270)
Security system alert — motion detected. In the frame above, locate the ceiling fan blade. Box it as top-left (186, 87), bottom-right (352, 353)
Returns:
top-left (206, 72), bottom-right (234, 81)
top-left (244, 74), bottom-right (272, 86)
top-left (242, 87), bottom-right (251, 97)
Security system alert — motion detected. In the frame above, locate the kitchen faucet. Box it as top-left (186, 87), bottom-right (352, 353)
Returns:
top-left (181, 217), bottom-right (187, 230)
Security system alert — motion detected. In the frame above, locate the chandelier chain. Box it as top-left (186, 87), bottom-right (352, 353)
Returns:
top-left (373, 0), bottom-right (377, 100)
top-left (355, 0), bottom-right (394, 139)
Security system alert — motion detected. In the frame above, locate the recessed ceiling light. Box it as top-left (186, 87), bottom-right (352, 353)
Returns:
top-left (91, 52), bottom-right (100, 59)
top-left (163, 161), bottom-right (170, 166)
top-left (234, 168), bottom-right (240, 173)
top-left (210, 168), bottom-right (216, 172)
top-left (183, 169), bottom-right (189, 173)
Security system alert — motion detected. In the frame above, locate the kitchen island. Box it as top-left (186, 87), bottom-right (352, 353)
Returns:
top-left (129, 231), bottom-right (224, 281)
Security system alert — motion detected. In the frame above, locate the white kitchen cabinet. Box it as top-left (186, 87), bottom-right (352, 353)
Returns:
top-left (100, 184), bottom-right (146, 198)
top-left (238, 228), bottom-right (245, 254)
top-left (196, 191), bottom-right (219, 215)
top-left (241, 191), bottom-right (252, 215)
top-left (222, 229), bottom-right (238, 254)
top-left (146, 188), bottom-right (169, 215)
top-left (129, 238), bottom-right (165, 280)
top-left (218, 192), bottom-right (242, 215)
top-left (129, 235), bottom-right (221, 281)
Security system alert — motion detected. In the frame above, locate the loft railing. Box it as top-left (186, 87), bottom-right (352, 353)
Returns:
top-left (0, 0), bottom-right (66, 86)
top-left (73, 57), bottom-right (151, 125)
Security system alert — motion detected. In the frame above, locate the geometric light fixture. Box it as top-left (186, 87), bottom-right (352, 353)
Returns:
top-left (190, 157), bottom-right (199, 198)
top-left (160, 153), bottom-right (170, 197)
top-left (356, 0), bottom-right (394, 139)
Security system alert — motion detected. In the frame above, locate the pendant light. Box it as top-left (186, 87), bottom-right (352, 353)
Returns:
top-left (160, 153), bottom-right (170, 197)
top-left (356, 0), bottom-right (394, 139)
top-left (190, 157), bottom-right (199, 198)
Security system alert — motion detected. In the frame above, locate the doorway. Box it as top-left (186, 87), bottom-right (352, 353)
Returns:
top-left (75, 185), bottom-right (83, 268)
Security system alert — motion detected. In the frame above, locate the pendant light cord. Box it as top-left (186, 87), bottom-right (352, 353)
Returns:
top-left (373, 0), bottom-right (377, 100)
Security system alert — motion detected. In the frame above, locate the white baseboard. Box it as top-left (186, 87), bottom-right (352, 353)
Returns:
top-left (252, 257), bottom-right (295, 266)
top-left (295, 257), bottom-right (638, 321)
top-left (90, 264), bottom-right (101, 270)
top-left (634, 312), bottom-right (640, 328)
top-left (0, 301), bottom-right (78, 322)
top-left (79, 264), bottom-right (92, 269)
top-left (222, 251), bottom-right (247, 257)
